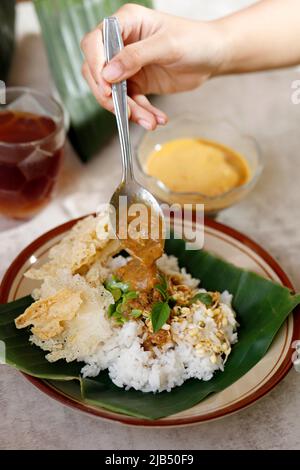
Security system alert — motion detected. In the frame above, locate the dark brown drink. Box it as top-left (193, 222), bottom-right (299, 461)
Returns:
top-left (0, 94), bottom-right (65, 219)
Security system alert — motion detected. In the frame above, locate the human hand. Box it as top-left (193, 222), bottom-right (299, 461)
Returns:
top-left (81, 3), bottom-right (224, 130)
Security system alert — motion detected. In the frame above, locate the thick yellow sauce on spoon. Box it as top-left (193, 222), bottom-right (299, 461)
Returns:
top-left (146, 138), bottom-right (250, 197)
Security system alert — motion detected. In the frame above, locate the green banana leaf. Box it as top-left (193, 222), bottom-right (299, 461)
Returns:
top-left (0, 296), bottom-right (83, 379)
top-left (1, 240), bottom-right (299, 419)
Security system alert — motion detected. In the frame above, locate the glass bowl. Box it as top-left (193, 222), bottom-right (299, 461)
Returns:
top-left (135, 115), bottom-right (263, 216)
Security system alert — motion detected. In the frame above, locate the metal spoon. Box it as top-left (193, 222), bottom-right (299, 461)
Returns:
top-left (103, 16), bottom-right (164, 243)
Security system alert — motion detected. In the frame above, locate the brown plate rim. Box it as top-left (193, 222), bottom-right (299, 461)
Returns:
top-left (0, 215), bottom-right (299, 427)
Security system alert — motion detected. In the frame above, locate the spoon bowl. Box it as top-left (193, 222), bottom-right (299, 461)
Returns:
top-left (110, 180), bottom-right (163, 221)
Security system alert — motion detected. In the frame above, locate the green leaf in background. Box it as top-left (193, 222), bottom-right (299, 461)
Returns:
top-left (1, 240), bottom-right (300, 419)
top-left (0, 0), bottom-right (16, 81)
top-left (34, 0), bottom-right (153, 161)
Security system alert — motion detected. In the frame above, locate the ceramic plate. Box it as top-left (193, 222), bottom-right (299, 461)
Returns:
top-left (0, 216), bottom-right (299, 427)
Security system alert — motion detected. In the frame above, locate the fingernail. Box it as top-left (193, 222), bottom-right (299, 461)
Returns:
top-left (138, 119), bottom-right (153, 130)
top-left (102, 61), bottom-right (123, 81)
top-left (156, 115), bottom-right (167, 125)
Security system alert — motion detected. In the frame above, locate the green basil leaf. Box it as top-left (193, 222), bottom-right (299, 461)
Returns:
top-left (151, 302), bottom-right (171, 333)
top-left (107, 304), bottom-right (116, 318)
top-left (111, 288), bottom-right (122, 302)
top-left (116, 302), bottom-right (124, 315)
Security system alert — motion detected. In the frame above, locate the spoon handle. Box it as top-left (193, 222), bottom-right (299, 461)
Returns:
top-left (103, 16), bottom-right (134, 181)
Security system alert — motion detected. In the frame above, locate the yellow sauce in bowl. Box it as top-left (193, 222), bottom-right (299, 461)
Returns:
top-left (146, 138), bottom-right (251, 197)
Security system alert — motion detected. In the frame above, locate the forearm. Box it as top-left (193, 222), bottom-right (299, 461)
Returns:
top-left (215, 0), bottom-right (300, 74)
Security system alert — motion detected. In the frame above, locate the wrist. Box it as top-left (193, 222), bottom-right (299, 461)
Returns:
top-left (209, 19), bottom-right (234, 76)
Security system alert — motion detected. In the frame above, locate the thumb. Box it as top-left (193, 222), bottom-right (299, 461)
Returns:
top-left (102, 37), bottom-right (159, 83)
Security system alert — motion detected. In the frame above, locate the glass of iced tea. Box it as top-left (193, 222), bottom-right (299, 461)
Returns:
top-left (0, 87), bottom-right (65, 219)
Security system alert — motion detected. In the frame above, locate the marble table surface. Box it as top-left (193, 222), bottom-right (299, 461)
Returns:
top-left (1, 0), bottom-right (300, 450)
